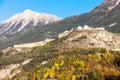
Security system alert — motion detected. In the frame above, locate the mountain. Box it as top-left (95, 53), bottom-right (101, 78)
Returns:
top-left (89, 0), bottom-right (120, 32)
top-left (0, 0), bottom-right (120, 50)
top-left (0, 9), bottom-right (62, 35)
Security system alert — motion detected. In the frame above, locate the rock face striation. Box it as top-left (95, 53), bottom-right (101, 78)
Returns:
top-left (58, 25), bottom-right (120, 50)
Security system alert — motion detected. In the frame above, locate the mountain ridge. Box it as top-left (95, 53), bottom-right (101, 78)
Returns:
top-left (0, 9), bottom-right (62, 35)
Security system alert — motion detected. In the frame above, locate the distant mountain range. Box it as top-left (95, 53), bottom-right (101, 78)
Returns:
top-left (0, 0), bottom-right (120, 50)
top-left (0, 9), bottom-right (62, 35)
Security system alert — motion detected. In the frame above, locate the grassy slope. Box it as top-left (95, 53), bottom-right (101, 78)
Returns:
top-left (2, 38), bottom-right (119, 80)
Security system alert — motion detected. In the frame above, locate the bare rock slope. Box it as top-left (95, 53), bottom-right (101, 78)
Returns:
top-left (58, 26), bottom-right (120, 50)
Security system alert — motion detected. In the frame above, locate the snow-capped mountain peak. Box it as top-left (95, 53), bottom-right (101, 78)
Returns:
top-left (0, 9), bottom-right (62, 35)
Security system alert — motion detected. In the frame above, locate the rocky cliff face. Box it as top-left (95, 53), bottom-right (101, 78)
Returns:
top-left (58, 26), bottom-right (120, 50)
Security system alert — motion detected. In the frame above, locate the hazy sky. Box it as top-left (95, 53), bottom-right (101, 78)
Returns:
top-left (0, 0), bottom-right (103, 23)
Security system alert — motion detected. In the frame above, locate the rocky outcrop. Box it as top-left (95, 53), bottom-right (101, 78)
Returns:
top-left (58, 28), bottom-right (73, 38)
top-left (0, 59), bottom-right (32, 80)
top-left (1, 47), bottom-right (32, 56)
top-left (59, 25), bottom-right (120, 50)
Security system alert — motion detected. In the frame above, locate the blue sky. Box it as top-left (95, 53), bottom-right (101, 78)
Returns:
top-left (0, 0), bottom-right (103, 23)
